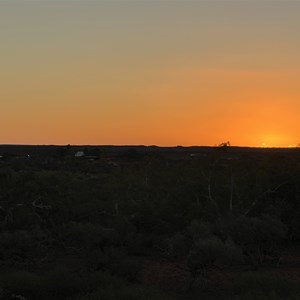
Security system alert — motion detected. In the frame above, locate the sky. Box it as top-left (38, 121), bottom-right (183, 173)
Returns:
top-left (0, 0), bottom-right (299, 147)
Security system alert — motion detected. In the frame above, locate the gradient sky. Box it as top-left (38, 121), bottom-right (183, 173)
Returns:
top-left (1, 1), bottom-right (299, 147)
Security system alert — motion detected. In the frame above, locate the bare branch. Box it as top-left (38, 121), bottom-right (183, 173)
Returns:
top-left (244, 181), bottom-right (288, 216)
top-left (32, 200), bottom-right (51, 209)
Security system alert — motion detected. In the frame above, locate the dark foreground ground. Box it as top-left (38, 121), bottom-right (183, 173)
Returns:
top-left (0, 145), bottom-right (299, 299)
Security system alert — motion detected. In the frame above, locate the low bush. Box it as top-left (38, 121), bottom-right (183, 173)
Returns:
top-left (228, 272), bottom-right (300, 300)
top-left (72, 283), bottom-right (171, 300)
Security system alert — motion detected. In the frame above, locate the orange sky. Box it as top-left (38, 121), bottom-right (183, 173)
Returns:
top-left (0, 2), bottom-right (299, 147)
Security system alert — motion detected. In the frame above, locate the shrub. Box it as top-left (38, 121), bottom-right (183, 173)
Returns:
top-left (0, 230), bottom-right (44, 264)
top-left (60, 222), bottom-right (119, 251)
top-left (229, 272), bottom-right (300, 299)
top-left (110, 256), bottom-right (142, 283)
top-left (0, 269), bottom-right (118, 300)
top-left (72, 283), bottom-right (170, 300)
top-left (227, 216), bottom-right (287, 267)
top-left (163, 232), bottom-right (189, 259)
top-left (0, 270), bottom-right (44, 300)
top-left (187, 220), bottom-right (212, 242)
top-left (222, 238), bottom-right (244, 265)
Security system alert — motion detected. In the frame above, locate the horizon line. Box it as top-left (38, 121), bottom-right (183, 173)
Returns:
top-left (0, 143), bottom-right (299, 149)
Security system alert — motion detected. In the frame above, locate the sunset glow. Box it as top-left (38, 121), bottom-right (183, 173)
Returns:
top-left (0, 1), bottom-right (299, 147)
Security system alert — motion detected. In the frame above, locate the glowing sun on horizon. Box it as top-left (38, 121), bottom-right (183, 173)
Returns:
top-left (259, 133), bottom-right (289, 148)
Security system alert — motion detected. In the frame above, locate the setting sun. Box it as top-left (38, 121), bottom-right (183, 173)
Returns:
top-left (259, 135), bottom-right (286, 148)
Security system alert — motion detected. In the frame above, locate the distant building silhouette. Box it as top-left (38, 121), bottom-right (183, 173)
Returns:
top-left (75, 151), bottom-right (85, 157)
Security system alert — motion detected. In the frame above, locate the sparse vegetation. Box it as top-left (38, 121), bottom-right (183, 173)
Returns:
top-left (0, 145), bottom-right (299, 299)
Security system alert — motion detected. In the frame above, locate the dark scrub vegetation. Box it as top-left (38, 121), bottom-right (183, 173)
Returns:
top-left (0, 146), bottom-right (300, 299)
